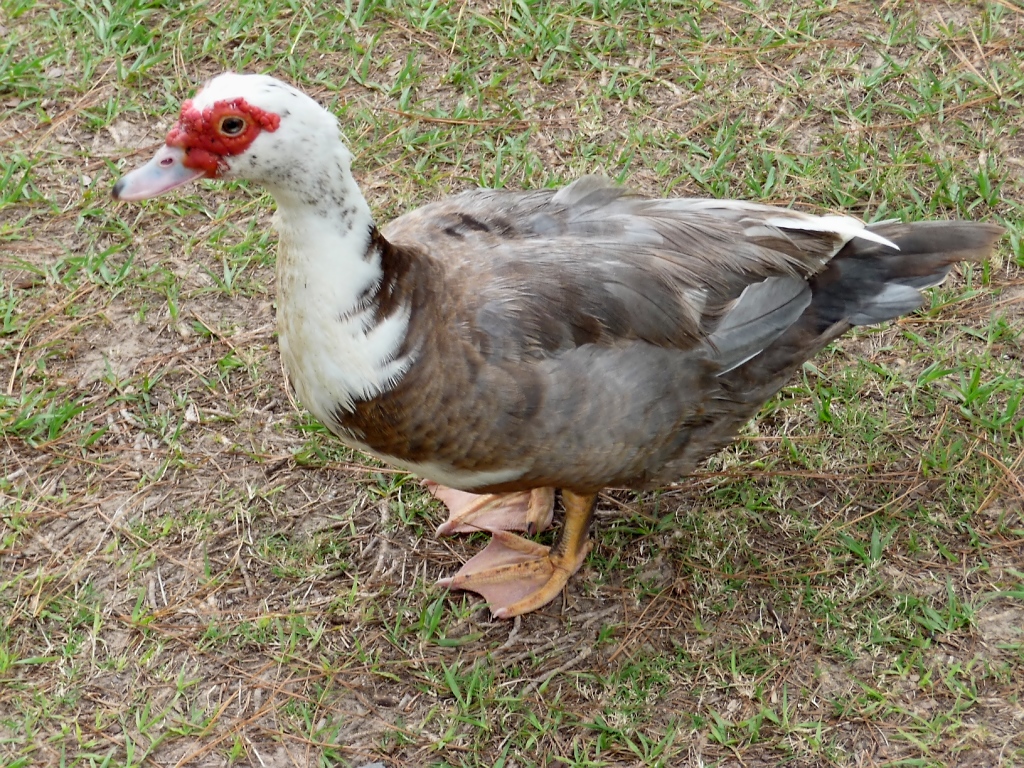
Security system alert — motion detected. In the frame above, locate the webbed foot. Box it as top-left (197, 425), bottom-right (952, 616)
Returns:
top-left (425, 482), bottom-right (555, 537)
top-left (438, 490), bottom-right (597, 618)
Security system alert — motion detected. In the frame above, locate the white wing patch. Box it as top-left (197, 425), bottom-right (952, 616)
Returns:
top-left (661, 198), bottom-right (900, 252)
top-left (764, 214), bottom-right (899, 250)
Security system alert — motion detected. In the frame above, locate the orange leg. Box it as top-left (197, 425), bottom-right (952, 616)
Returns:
top-left (424, 481), bottom-right (555, 537)
top-left (438, 490), bottom-right (597, 619)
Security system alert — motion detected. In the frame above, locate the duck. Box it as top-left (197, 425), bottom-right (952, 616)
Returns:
top-left (113, 73), bottom-right (1003, 619)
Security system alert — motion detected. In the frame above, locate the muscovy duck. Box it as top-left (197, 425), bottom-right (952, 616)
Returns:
top-left (113, 73), bottom-right (1002, 618)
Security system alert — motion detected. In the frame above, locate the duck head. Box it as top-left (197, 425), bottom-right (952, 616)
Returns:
top-left (112, 73), bottom-right (343, 201)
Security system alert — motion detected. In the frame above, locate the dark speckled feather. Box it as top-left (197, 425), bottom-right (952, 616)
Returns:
top-left (324, 176), bottom-right (1004, 493)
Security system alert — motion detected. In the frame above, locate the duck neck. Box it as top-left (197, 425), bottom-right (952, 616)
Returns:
top-left (268, 145), bottom-right (415, 421)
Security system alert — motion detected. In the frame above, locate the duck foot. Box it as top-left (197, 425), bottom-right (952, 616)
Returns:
top-left (438, 530), bottom-right (592, 618)
top-left (438, 490), bottom-right (596, 619)
top-left (424, 482), bottom-right (554, 537)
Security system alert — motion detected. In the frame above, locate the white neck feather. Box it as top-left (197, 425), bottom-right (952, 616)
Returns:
top-left (270, 145), bottom-right (412, 424)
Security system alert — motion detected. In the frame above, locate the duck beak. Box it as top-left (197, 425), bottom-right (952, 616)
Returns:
top-left (112, 145), bottom-right (205, 201)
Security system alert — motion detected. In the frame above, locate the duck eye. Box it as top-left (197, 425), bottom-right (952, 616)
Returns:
top-left (219, 116), bottom-right (246, 136)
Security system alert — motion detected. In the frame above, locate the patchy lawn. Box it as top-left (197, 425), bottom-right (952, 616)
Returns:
top-left (1, 1), bottom-right (1023, 766)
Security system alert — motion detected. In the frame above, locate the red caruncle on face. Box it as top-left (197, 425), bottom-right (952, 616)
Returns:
top-left (166, 97), bottom-right (281, 177)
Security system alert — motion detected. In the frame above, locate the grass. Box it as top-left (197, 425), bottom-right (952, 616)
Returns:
top-left (2, 0), bottom-right (1023, 766)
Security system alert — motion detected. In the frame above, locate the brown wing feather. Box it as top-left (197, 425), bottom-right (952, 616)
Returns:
top-left (340, 177), bottom-right (1001, 493)
top-left (382, 176), bottom-right (845, 363)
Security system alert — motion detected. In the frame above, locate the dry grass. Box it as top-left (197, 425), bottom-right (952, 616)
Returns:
top-left (2, 1), bottom-right (1024, 766)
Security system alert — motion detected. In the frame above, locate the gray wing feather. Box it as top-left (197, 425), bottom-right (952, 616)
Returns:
top-left (710, 276), bottom-right (811, 373)
top-left (383, 176), bottom-right (871, 364)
